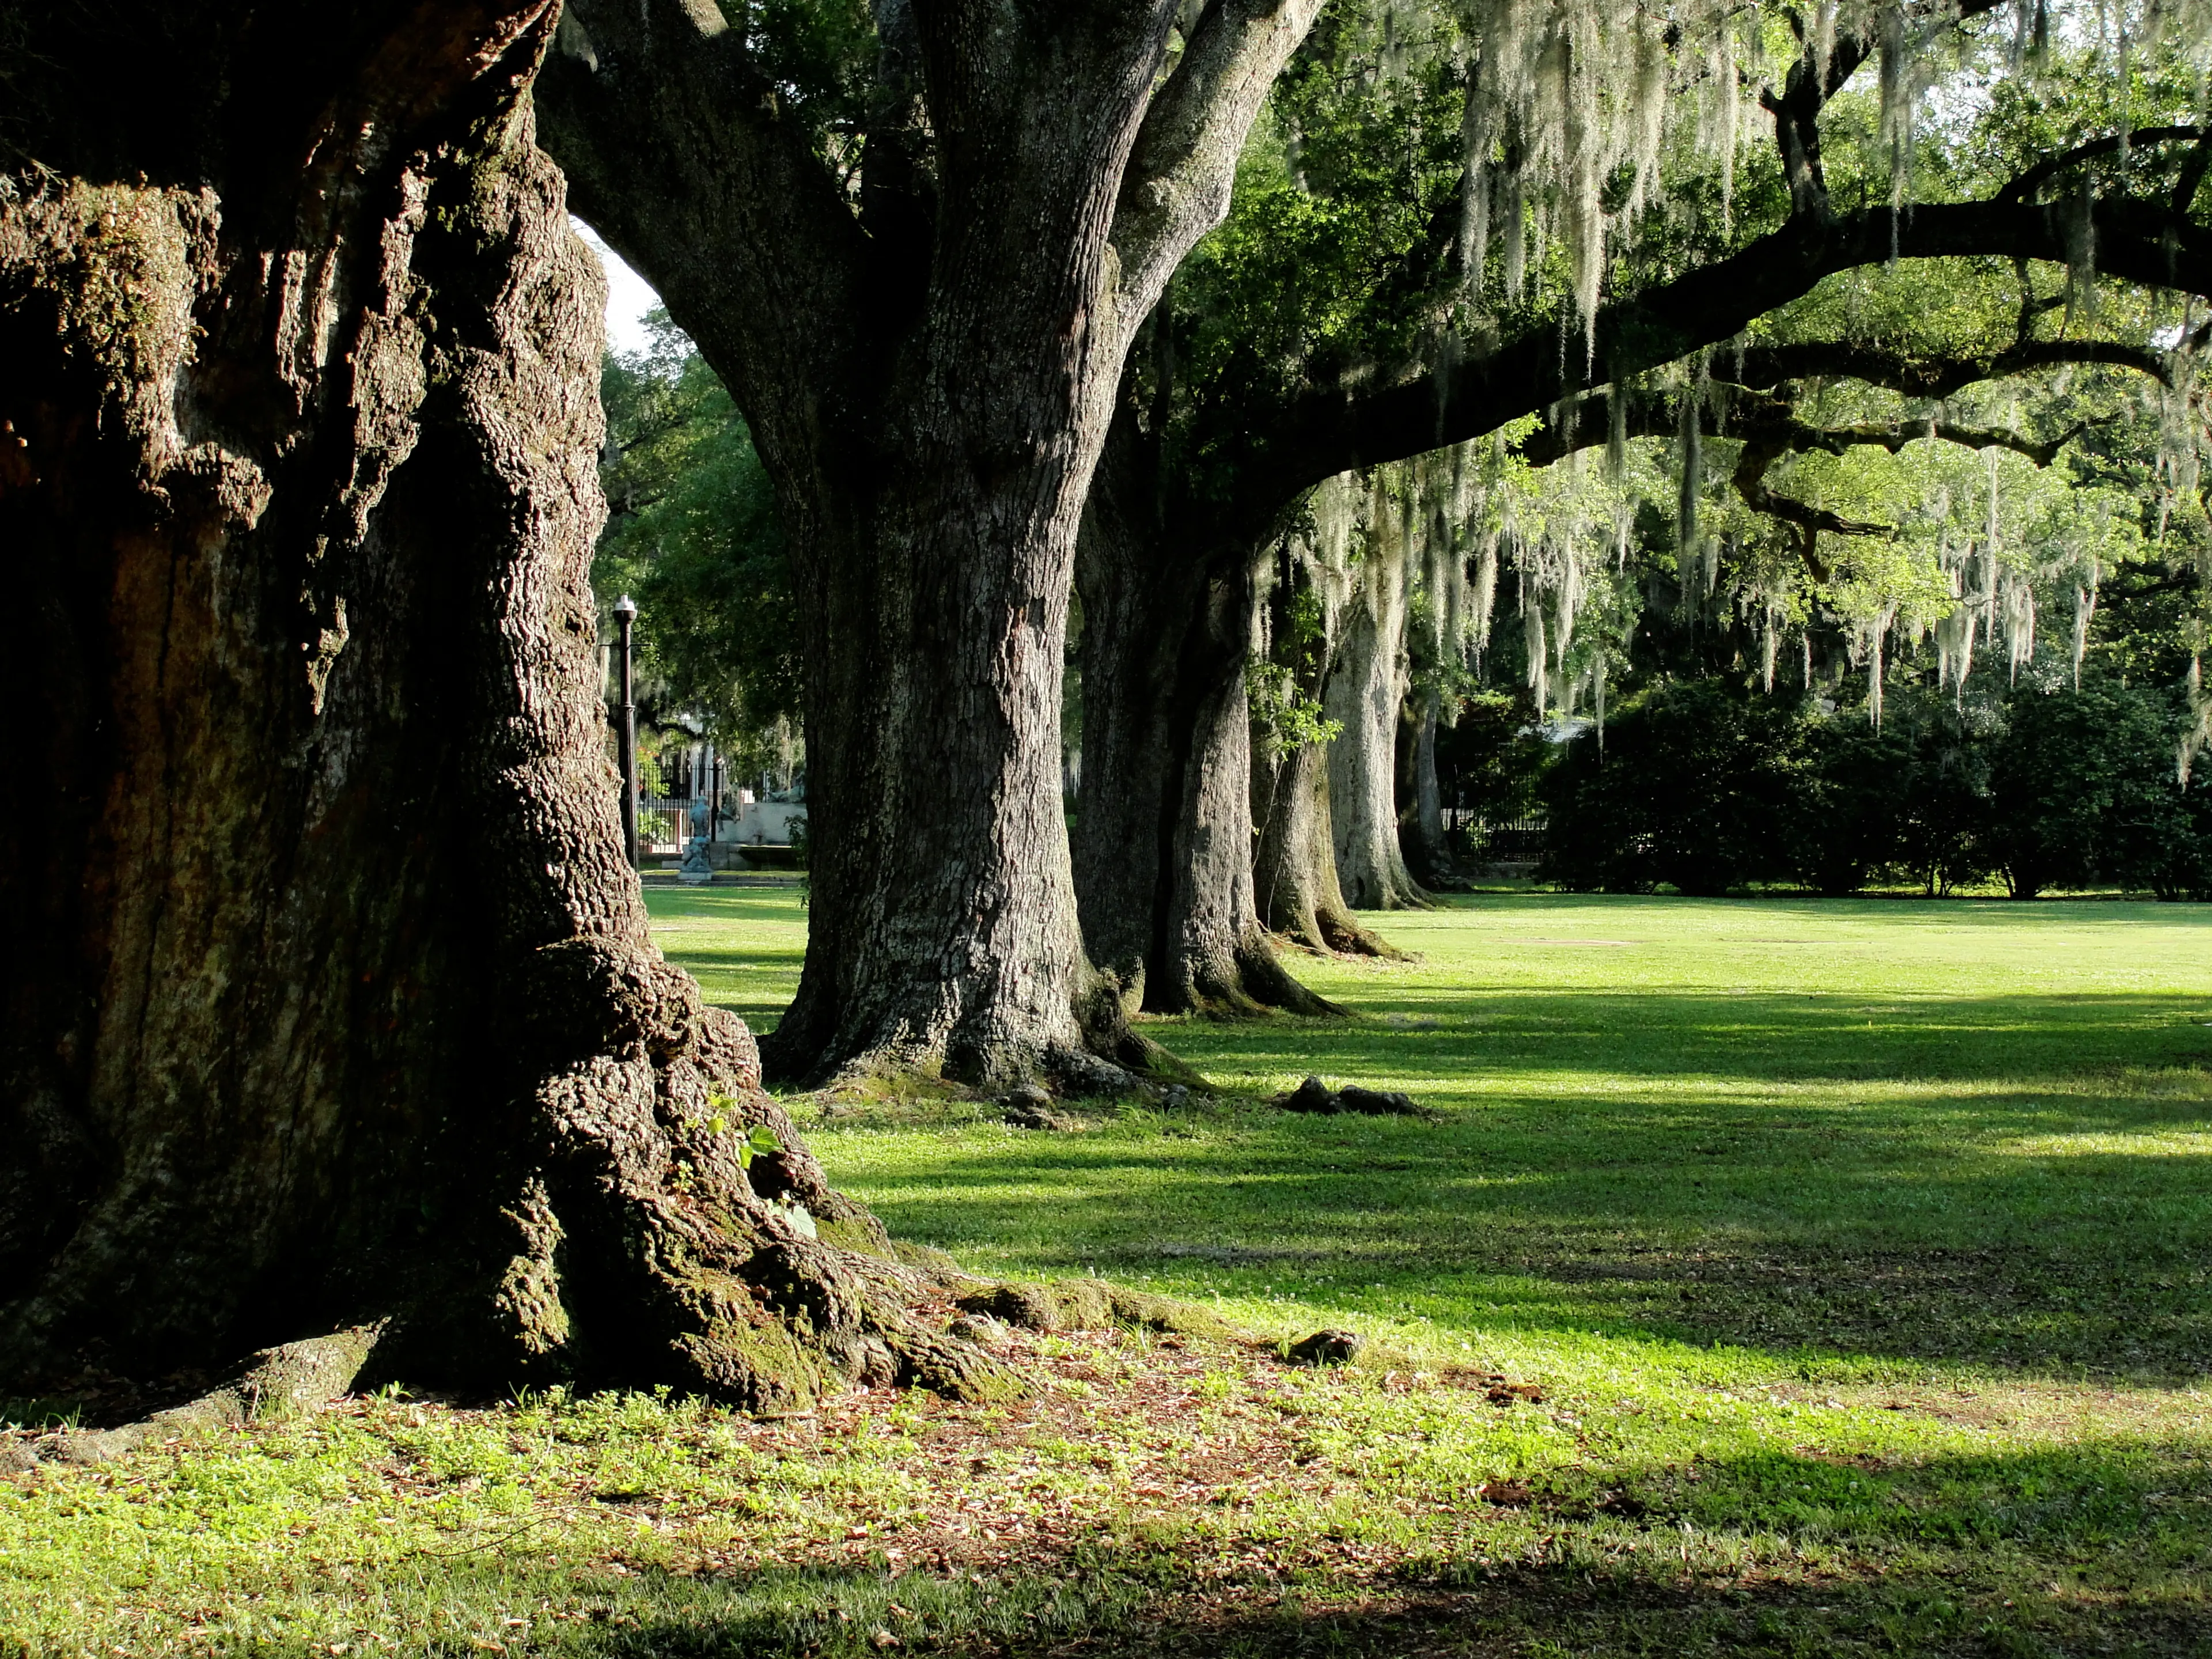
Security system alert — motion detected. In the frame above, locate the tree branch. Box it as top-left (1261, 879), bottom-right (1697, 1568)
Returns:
top-left (1729, 336), bottom-right (2174, 397)
top-left (1762, 0), bottom-right (2008, 222)
top-left (1997, 126), bottom-right (2212, 205)
top-left (1512, 369), bottom-right (2118, 579)
top-left (536, 0), bottom-right (874, 419)
top-left (1110, 0), bottom-right (1326, 324)
top-left (1228, 191), bottom-right (2210, 525)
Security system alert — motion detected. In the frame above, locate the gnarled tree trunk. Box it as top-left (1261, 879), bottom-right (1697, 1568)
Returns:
top-left (536, 0), bottom-right (1322, 1091)
top-left (0, 1), bottom-right (999, 1407)
top-left (1072, 414), bottom-right (1334, 1017)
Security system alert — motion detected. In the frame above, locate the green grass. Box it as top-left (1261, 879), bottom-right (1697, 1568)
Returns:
top-left (6, 892), bottom-right (2209, 1656)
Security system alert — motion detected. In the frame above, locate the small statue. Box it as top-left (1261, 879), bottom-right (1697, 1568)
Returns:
top-left (679, 797), bottom-right (714, 884)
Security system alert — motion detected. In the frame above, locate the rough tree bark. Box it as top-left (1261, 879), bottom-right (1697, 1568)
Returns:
top-left (0, 0), bottom-right (1003, 1404)
top-left (1072, 410), bottom-right (1336, 1016)
top-left (1323, 517), bottom-right (1430, 912)
top-left (536, 0), bottom-right (1323, 1089)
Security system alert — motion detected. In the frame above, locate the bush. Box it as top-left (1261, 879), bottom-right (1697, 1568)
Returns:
top-left (1539, 681), bottom-right (1798, 895)
top-left (1533, 674), bottom-right (2211, 900)
top-left (1787, 718), bottom-right (1916, 896)
top-left (1985, 681), bottom-right (2194, 899)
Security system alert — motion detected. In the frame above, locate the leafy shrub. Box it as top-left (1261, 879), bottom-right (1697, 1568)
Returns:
top-left (1787, 718), bottom-right (1915, 896)
top-left (1539, 681), bottom-right (1799, 895)
top-left (1985, 681), bottom-right (2195, 899)
top-left (1532, 674), bottom-right (2210, 899)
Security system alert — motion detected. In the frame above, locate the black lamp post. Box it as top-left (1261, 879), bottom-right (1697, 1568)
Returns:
top-left (613, 594), bottom-right (639, 868)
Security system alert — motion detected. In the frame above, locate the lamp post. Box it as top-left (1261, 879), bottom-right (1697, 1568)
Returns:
top-left (613, 594), bottom-right (639, 868)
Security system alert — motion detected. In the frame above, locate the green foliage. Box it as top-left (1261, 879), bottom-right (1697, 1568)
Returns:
top-left (714, 0), bottom-right (878, 160)
top-left (703, 1094), bottom-right (782, 1168)
top-left (1539, 674), bottom-right (2212, 900)
top-left (1985, 680), bottom-right (2210, 899)
top-left (594, 315), bottom-right (801, 770)
top-left (1790, 715), bottom-right (1918, 897)
top-left (1247, 664), bottom-right (1342, 750)
top-left (1250, 567), bottom-right (1344, 750)
top-left (1169, 0), bottom-right (1466, 481)
top-left (1540, 680), bottom-right (1802, 895)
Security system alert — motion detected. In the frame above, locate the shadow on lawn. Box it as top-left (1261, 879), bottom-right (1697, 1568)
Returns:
top-left (844, 1067), bottom-right (2212, 1380)
top-left (391, 1434), bottom-right (2211, 1657)
top-left (1173, 989), bottom-right (2212, 1086)
top-left (503, 1573), bottom-right (2210, 1659)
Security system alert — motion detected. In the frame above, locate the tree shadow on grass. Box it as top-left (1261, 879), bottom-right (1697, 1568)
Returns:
top-left (835, 1061), bottom-right (2212, 1380)
top-left (1172, 989), bottom-right (2212, 1088)
top-left (345, 1434), bottom-right (2211, 1657)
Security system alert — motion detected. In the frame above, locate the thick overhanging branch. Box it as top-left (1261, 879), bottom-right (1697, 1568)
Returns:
top-left (536, 0), bottom-right (874, 404)
top-left (1729, 434), bottom-right (1894, 579)
top-left (1231, 192), bottom-right (2210, 523)
top-left (2099, 569), bottom-right (2203, 607)
top-left (1111, 0), bottom-right (1326, 324)
top-left (1513, 350), bottom-right (2131, 581)
top-left (1716, 404), bottom-right (2099, 578)
top-left (1732, 337), bottom-right (2174, 397)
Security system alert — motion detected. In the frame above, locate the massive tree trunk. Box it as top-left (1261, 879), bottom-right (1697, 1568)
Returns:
top-left (537, 0), bottom-right (1321, 1089)
top-left (1071, 415), bottom-right (1335, 1017)
top-left (1325, 517), bottom-right (1430, 911)
top-left (0, 1), bottom-right (1001, 1405)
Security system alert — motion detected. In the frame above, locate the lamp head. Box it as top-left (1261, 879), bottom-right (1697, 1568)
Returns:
top-left (612, 593), bottom-right (638, 620)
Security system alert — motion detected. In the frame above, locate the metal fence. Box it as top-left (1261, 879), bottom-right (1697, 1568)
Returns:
top-left (1446, 813), bottom-right (1547, 863)
top-left (638, 752), bottom-right (696, 851)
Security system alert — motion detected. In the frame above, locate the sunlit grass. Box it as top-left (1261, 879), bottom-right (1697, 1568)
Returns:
top-left (6, 889), bottom-right (2208, 1655)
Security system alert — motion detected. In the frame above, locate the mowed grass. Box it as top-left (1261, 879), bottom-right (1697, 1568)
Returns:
top-left (5, 891), bottom-right (2209, 1657)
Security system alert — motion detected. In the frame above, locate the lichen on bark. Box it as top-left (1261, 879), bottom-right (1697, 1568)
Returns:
top-left (0, 0), bottom-right (1012, 1414)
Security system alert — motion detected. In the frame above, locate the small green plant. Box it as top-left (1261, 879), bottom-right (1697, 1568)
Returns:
top-left (704, 1093), bottom-right (782, 1168)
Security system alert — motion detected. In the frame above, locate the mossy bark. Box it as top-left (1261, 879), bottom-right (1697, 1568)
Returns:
top-left (0, 0), bottom-right (1005, 1411)
top-left (535, 0), bottom-right (1324, 1088)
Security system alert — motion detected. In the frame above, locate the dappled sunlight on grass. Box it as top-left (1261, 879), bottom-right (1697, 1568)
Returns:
top-left (6, 889), bottom-right (2206, 1655)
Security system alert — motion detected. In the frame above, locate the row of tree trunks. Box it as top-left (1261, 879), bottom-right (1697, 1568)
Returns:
top-left (537, 0), bottom-right (1324, 1091)
top-left (0, 0), bottom-right (999, 1404)
top-left (1072, 416), bottom-right (1337, 1017)
top-left (1245, 547), bottom-right (1406, 959)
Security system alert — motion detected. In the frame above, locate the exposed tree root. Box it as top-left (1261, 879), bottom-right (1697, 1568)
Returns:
top-left (0, 1328), bottom-right (384, 1472)
top-left (1179, 935), bottom-right (1350, 1018)
top-left (955, 1279), bottom-right (1240, 1342)
top-left (1274, 1075), bottom-right (1434, 1118)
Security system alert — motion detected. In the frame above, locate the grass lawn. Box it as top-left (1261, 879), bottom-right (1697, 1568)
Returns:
top-left (6, 891), bottom-right (2209, 1656)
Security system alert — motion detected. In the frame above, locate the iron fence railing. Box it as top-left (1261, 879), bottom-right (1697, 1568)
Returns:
top-left (1449, 814), bottom-right (1547, 862)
